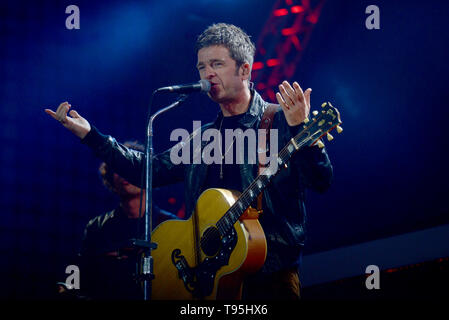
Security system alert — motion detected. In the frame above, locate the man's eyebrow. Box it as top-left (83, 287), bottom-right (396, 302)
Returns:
top-left (196, 58), bottom-right (225, 68)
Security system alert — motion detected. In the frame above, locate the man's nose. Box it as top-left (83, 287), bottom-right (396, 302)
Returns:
top-left (204, 66), bottom-right (216, 79)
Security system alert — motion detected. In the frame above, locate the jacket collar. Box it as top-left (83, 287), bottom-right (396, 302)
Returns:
top-left (213, 89), bottom-right (267, 129)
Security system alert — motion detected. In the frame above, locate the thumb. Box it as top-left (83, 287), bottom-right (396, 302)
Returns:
top-left (45, 108), bottom-right (58, 119)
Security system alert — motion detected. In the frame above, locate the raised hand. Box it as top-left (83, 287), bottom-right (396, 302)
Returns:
top-left (276, 80), bottom-right (311, 126)
top-left (45, 102), bottom-right (91, 139)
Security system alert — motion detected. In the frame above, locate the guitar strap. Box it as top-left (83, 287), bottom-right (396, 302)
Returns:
top-left (257, 103), bottom-right (279, 213)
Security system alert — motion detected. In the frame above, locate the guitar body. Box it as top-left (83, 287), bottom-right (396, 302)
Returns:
top-left (151, 188), bottom-right (267, 300)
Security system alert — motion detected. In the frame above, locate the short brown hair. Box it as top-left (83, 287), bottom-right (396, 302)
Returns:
top-left (196, 23), bottom-right (256, 72)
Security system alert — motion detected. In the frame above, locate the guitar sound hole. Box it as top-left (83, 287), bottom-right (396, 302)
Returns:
top-left (200, 226), bottom-right (222, 257)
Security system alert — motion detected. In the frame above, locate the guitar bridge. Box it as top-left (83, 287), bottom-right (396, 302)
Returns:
top-left (170, 227), bottom-right (238, 298)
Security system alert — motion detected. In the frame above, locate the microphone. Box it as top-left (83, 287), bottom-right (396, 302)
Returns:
top-left (156, 80), bottom-right (211, 94)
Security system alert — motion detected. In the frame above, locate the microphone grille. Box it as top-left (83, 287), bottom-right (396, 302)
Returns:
top-left (199, 79), bottom-right (211, 92)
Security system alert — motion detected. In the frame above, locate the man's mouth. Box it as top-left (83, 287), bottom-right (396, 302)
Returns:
top-left (210, 83), bottom-right (220, 90)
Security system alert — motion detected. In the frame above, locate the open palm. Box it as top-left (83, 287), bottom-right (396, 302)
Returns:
top-left (45, 102), bottom-right (91, 139)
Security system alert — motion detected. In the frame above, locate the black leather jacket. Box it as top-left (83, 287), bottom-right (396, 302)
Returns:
top-left (82, 90), bottom-right (333, 272)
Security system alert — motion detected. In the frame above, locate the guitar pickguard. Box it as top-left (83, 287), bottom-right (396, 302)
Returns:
top-left (171, 227), bottom-right (237, 298)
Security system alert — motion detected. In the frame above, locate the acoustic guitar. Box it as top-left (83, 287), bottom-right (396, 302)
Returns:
top-left (150, 102), bottom-right (342, 300)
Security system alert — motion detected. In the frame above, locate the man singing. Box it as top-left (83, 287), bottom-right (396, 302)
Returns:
top-left (46, 23), bottom-right (333, 300)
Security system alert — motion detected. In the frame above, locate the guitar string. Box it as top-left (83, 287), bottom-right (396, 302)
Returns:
top-left (201, 114), bottom-right (336, 254)
top-left (210, 108), bottom-right (335, 237)
top-left (215, 141), bottom-right (297, 234)
top-left (208, 135), bottom-right (313, 244)
top-left (217, 126), bottom-right (326, 232)
top-left (212, 142), bottom-right (301, 241)
top-left (215, 131), bottom-right (327, 237)
top-left (209, 133), bottom-right (321, 247)
top-left (198, 117), bottom-right (236, 257)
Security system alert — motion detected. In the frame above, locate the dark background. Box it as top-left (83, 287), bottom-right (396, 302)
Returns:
top-left (0, 0), bottom-right (448, 299)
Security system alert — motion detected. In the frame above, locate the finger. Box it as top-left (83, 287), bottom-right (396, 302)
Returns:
top-left (304, 88), bottom-right (312, 107)
top-left (55, 106), bottom-right (67, 121)
top-left (55, 102), bottom-right (69, 113)
top-left (282, 81), bottom-right (297, 101)
top-left (279, 84), bottom-right (294, 106)
top-left (276, 92), bottom-right (290, 110)
top-left (304, 88), bottom-right (312, 117)
top-left (55, 102), bottom-right (71, 122)
top-left (69, 109), bottom-right (81, 118)
top-left (293, 82), bottom-right (305, 103)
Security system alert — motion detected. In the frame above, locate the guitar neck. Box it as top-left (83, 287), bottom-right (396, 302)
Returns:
top-left (216, 124), bottom-right (323, 236)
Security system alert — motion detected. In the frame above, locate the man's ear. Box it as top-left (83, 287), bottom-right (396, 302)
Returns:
top-left (240, 62), bottom-right (251, 80)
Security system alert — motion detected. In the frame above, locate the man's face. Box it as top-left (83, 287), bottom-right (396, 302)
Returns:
top-left (196, 45), bottom-right (247, 104)
top-left (112, 173), bottom-right (141, 197)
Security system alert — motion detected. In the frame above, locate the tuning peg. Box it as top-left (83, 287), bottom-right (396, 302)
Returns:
top-left (321, 102), bottom-right (327, 108)
top-left (336, 125), bottom-right (343, 133)
top-left (312, 110), bottom-right (318, 116)
top-left (316, 140), bottom-right (325, 148)
top-left (304, 117), bottom-right (309, 124)
top-left (326, 133), bottom-right (334, 141)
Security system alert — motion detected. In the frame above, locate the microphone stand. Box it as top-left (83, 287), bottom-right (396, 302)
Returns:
top-left (131, 93), bottom-right (189, 301)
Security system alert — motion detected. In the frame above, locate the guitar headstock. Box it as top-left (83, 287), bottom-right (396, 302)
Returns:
top-left (298, 101), bottom-right (343, 148)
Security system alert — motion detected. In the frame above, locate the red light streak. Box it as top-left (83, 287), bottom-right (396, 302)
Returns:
top-left (273, 8), bottom-right (288, 17)
top-left (291, 5), bottom-right (304, 14)
top-left (281, 27), bottom-right (297, 36)
top-left (266, 59), bottom-right (280, 67)
top-left (252, 62), bottom-right (264, 70)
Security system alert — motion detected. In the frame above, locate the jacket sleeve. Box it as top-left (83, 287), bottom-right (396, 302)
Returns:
top-left (278, 112), bottom-right (333, 193)
top-left (81, 126), bottom-right (185, 188)
top-left (291, 142), bottom-right (333, 193)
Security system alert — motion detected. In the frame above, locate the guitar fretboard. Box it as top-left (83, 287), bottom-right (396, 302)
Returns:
top-left (215, 126), bottom-right (323, 236)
